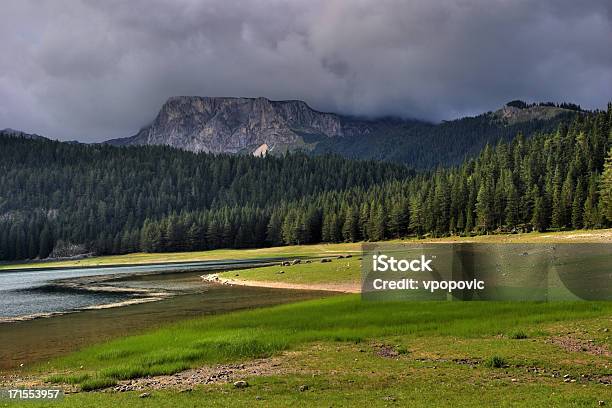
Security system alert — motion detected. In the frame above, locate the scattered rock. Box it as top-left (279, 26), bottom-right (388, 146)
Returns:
top-left (337, 255), bottom-right (345, 259)
top-left (320, 258), bottom-right (331, 263)
top-left (563, 374), bottom-right (571, 379)
top-left (291, 259), bottom-right (301, 265)
top-left (511, 378), bottom-right (518, 382)
top-left (376, 345), bottom-right (400, 358)
top-left (299, 384), bottom-right (309, 392)
top-left (548, 336), bottom-right (611, 356)
top-left (603, 328), bottom-right (609, 332)
top-left (233, 380), bottom-right (249, 389)
top-left (255, 395), bottom-right (263, 400)
top-left (277, 270), bottom-right (285, 274)
top-left (305, 260), bottom-right (312, 263)
top-left (235, 273), bottom-right (240, 277)
top-left (598, 401), bottom-right (605, 406)
top-left (139, 392), bottom-right (151, 398)
top-left (345, 254), bottom-right (352, 258)
top-left (382, 396), bottom-right (396, 402)
top-left (281, 261), bottom-right (291, 266)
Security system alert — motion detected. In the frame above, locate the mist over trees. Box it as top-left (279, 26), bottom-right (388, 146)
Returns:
top-left (1, 105), bottom-right (611, 261)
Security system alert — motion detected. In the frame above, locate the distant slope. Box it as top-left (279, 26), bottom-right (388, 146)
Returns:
top-left (313, 104), bottom-right (580, 168)
top-left (0, 128), bottom-right (47, 141)
top-left (106, 97), bottom-right (579, 169)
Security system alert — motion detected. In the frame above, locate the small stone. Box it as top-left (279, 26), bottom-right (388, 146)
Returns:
top-left (511, 378), bottom-right (518, 382)
top-left (563, 374), bottom-right (570, 379)
top-left (299, 385), bottom-right (309, 392)
top-left (277, 270), bottom-right (285, 274)
top-left (598, 401), bottom-right (605, 406)
top-left (234, 380), bottom-right (249, 388)
top-left (382, 396), bottom-right (396, 402)
top-left (603, 328), bottom-right (609, 332)
top-left (139, 392), bottom-right (151, 398)
top-left (255, 395), bottom-right (263, 400)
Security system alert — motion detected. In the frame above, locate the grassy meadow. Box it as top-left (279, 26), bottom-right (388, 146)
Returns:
top-left (13, 297), bottom-right (610, 406)
top-left (219, 256), bottom-right (361, 285)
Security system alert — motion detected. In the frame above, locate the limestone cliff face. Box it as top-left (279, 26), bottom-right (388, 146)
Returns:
top-left (107, 96), bottom-right (347, 153)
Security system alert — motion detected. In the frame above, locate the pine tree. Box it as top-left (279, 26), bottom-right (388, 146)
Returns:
top-left (38, 225), bottom-right (53, 259)
top-left (571, 179), bottom-right (585, 229)
top-left (476, 179), bottom-right (494, 232)
top-left (601, 148), bottom-right (612, 222)
top-left (342, 207), bottom-right (359, 242)
top-left (266, 212), bottom-right (283, 246)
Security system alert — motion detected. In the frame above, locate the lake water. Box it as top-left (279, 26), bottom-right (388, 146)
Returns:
top-left (0, 260), bottom-right (330, 371)
top-left (0, 259), bottom-right (280, 319)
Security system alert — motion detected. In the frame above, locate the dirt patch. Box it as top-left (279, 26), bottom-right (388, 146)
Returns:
top-left (453, 358), bottom-right (481, 366)
top-left (595, 374), bottom-right (612, 385)
top-left (546, 336), bottom-right (611, 357)
top-left (112, 356), bottom-right (298, 392)
top-left (376, 345), bottom-right (400, 358)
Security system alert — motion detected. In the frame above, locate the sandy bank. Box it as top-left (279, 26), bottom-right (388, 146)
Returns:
top-left (202, 273), bottom-right (360, 293)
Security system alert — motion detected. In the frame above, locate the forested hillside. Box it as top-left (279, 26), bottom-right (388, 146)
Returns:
top-left (0, 141), bottom-right (410, 260)
top-left (313, 105), bottom-right (578, 168)
top-left (0, 104), bottom-right (610, 261)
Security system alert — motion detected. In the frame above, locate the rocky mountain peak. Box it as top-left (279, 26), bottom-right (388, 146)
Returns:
top-left (107, 96), bottom-right (346, 154)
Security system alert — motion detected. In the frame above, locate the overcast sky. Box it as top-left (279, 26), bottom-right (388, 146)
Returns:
top-left (1, 0), bottom-right (611, 142)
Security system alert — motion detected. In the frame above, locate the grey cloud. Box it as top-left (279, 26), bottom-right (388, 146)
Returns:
top-left (0, 0), bottom-right (611, 142)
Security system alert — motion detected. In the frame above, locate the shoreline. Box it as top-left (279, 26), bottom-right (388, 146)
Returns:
top-left (201, 273), bottom-right (361, 293)
top-left (0, 273), bottom-right (174, 324)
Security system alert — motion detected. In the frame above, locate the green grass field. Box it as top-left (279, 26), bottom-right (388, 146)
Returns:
top-left (16, 297), bottom-right (611, 407)
top-left (219, 257), bottom-right (361, 285)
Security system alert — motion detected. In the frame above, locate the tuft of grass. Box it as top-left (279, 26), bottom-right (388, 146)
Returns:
top-left (46, 373), bottom-right (91, 384)
top-left (80, 378), bottom-right (117, 391)
top-left (396, 345), bottom-right (409, 355)
top-left (484, 355), bottom-right (507, 368)
top-left (510, 330), bottom-right (528, 339)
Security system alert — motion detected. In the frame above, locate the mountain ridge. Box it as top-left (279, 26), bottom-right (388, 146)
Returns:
top-left (105, 96), bottom-right (580, 167)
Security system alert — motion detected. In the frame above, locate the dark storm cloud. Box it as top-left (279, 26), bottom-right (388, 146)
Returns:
top-left (1, 0), bottom-right (611, 142)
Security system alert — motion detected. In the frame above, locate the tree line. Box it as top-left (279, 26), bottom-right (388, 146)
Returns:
top-left (0, 104), bottom-right (611, 261)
